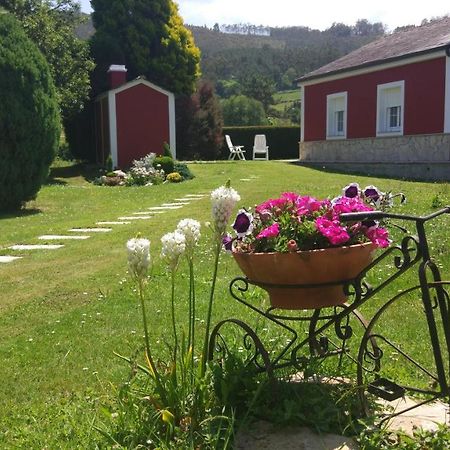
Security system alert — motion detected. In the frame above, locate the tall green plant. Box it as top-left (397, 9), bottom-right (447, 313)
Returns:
top-left (90, 0), bottom-right (201, 96)
top-left (0, 12), bottom-right (60, 211)
top-left (101, 183), bottom-right (240, 448)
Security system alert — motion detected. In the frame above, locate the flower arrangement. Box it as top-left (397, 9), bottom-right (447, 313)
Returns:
top-left (225, 183), bottom-right (403, 254)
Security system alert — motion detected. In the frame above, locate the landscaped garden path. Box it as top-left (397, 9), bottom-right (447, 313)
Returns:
top-left (0, 193), bottom-right (207, 264)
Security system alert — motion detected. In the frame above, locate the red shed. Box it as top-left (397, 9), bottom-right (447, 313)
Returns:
top-left (298, 17), bottom-right (450, 180)
top-left (95, 65), bottom-right (176, 168)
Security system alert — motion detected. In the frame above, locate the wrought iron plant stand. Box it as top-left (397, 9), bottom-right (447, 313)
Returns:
top-left (209, 207), bottom-right (450, 424)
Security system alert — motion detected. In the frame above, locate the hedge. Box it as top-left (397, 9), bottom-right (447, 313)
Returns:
top-left (222, 126), bottom-right (300, 160)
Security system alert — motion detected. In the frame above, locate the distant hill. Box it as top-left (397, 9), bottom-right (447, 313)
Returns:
top-left (189, 20), bottom-right (384, 90)
top-left (75, 16), bottom-right (385, 91)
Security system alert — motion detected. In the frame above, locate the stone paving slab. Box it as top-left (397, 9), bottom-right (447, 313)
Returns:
top-left (118, 216), bottom-right (152, 220)
top-left (39, 235), bottom-right (90, 240)
top-left (147, 206), bottom-right (183, 210)
top-left (132, 211), bottom-right (159, 215)
top-left (174, 197), bottom-right (203, 201)
top-left (0, 256), bottom-right (23, 263)
top-left (161, 202), bottom-right (190, 206)
top-left (382, 397), bottom-right (448, 434)
top-left (184, 194), bottom-right (206, 198)
top-left (235, 421), bottom-right (357, 450)
top-left (96, 221), bottom-right (131, 225)
top-left (9, 244), bottom-right (64, 250)
top-left (69, 228), bottom-right (112, 233)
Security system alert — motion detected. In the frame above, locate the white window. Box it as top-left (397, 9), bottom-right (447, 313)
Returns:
top-left (326, 92), bottom-right (347, 139)
top-left (377, 81), bottom-right (404, 136)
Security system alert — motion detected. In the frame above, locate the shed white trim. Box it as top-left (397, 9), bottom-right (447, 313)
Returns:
top-left (108, 91), bottom-right (118, 168)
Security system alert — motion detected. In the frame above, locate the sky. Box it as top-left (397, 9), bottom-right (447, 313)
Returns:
top-left (79, 0), bottom-right (450, 32)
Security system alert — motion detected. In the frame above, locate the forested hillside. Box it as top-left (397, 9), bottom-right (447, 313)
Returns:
top-left (189, 20), bottom-right (385, 90)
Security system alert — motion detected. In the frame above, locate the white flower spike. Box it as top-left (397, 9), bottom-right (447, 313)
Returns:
top-left (127, 238), bottom-right (151, 279)
top-left (210, 182), bottom-right (240, 235)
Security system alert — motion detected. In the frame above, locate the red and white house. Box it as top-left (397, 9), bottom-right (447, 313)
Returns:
top-left (298, 17), bottom-right (450, 179)
top-left (94, 65), bottom-right (176, 168)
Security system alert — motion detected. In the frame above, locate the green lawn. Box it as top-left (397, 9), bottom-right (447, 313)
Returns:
top-left (0, 160), bottom-right (449, 447)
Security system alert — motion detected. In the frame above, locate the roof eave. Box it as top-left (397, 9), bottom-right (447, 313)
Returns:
top-left (297, 44), bottom-right (450, 85)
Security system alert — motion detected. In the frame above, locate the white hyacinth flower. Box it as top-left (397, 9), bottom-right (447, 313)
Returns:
top-left (127, 238), bottom-right (151, 279)
top-left (210, 184), bottom-right (241, 235)
top-left (176, 219), bottom-right (201, 256)
top-left (161, 231), bottom-right (186, 271)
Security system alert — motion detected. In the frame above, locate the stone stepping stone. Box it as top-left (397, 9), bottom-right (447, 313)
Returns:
top-left (9, 244), bottom-right (64, 250)
top-left (69, 228), bottom-right (112, 233)
top-left (0, 256), bottom-right (22, 263)
top-left (148, 205), bottom-right (183, 210)
top-left (184, 194), bottom-right (206, 198)
top-left (118, 216), bottom-right (152, 220)
top-left (96, 221), bottom-right (131, 225)
top-left (39, 235), bottom-right (90, 240)
top-left (240, 178), bottom-right (252, 182)
top-left (132, 211), bottom-right (158, 215)
top-left (173, 198), bottom-right (202, 202)
top-left (161, 202), bottom-right (190, 206)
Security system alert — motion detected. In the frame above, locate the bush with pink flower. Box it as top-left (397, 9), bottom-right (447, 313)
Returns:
top-left (226, 183), bottom-right (404, 254)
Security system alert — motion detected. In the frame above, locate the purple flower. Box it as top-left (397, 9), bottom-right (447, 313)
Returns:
top-left (256, 223), bottom-right (280, 239)
top-left (342, 183), bottom-right (360, 199)
top-left (222, 234), bottom-right (234, 252)
top-left (232, 209), bottom-right (253, 238)
top-left (363, 185), bottom-right (382, 203)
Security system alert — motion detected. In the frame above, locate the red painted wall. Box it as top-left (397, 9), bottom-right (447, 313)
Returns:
top-left (115, 84), bottom-right (170, 167)
top-left (304, 57), bottom-right (446, 141)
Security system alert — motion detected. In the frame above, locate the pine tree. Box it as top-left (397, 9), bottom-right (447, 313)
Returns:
top-left (90, 0), bottom-right (200, 96)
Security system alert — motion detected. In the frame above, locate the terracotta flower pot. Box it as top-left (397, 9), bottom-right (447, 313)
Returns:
top-left (233, 242), bottom-right (375, 310)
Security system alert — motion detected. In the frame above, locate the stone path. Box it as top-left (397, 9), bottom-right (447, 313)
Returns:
top-left (1, 192), bottom-right (207, 264)
top-left (0, 256), bottom-right (22, 263)
top-left (39, 235), bottom-right (90, 240)
top-left (9, 244), bottom-right (64, 250)
top-left (235, 390), bottom-right (449, 450)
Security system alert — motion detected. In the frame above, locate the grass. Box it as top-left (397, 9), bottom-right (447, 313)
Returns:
top-left (0, 159), bottom-right (449, 447)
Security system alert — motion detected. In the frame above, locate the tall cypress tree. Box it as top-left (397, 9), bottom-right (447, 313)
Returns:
top-left (90, 0), bottom-right (200, 96)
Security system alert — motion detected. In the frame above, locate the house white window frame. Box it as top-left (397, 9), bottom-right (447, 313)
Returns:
top-left (376, 80), bottom-right (405, 137)
top-left (326, 92), bottom-right (348, 140)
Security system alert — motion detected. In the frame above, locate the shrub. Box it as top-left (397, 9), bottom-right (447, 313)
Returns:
top-left (153, 156), bottom-right (174, 174)
top-left (0, 13), bottom-right (60, 210)
top-left (176, 80), bottom-right (223, 160)
top-left (166, 172), bottom-right (182, 183)
top-left (173, 162), bottom-right (195, 180)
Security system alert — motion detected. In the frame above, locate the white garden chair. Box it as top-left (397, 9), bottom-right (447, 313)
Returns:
top-left (253, 134), bottom-right (269, 160)
top-left (225, 135), bottom-right (246, 160)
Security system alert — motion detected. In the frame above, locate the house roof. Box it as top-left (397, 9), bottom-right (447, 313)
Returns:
top-left (95, 76), bottom-right (174, 101)
top-left (299, 16), bottom-right (450, 83)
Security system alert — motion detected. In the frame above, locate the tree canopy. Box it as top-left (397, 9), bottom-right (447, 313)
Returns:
top-left (0, 12), bottom-right (60, 210)
top-left (1, 0), bottom-right (94, 119)
top-left (90, 0), bottom-right (201, 96)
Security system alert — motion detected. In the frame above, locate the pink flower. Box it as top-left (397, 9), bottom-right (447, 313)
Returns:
top-left (315, 216), bottom-right (350, 245)
top-left (287, 239), bottom-right (298, 252)
top-left (296, 195), bottom-right (324, 216)
top-left (366, 226), bottom-right (390, 248)
top-left (281, 192), bottom-right (300, 203)
top-left (332, 196), bottom-right (373, 217)
top-left (255, 198), bottom-right (284, 213)
top-left (256, 223), bottom-right (280, 239)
